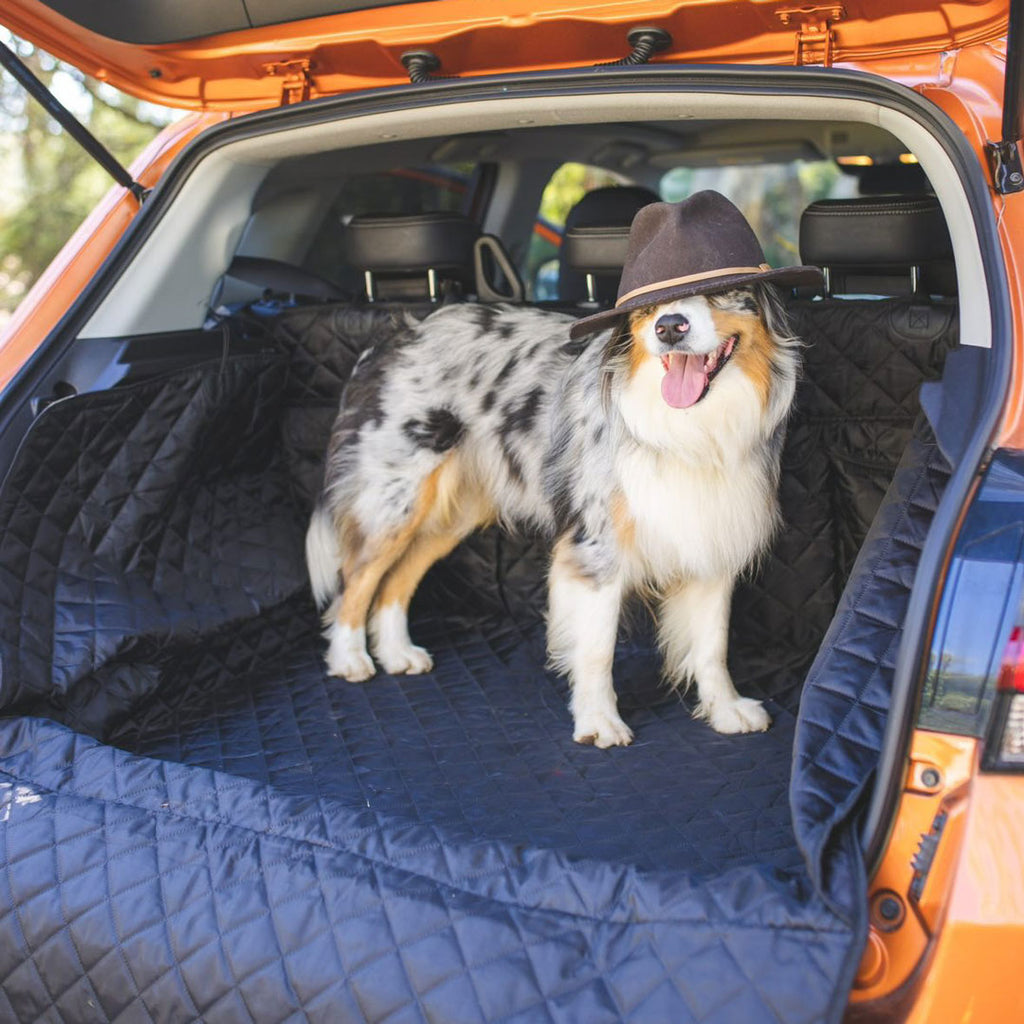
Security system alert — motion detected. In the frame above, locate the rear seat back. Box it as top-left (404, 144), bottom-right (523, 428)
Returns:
top-left (733, 194), bottom-right (959, 654)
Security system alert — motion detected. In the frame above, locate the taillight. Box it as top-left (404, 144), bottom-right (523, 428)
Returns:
top-left (985, 626), bottom-right (1024, 770)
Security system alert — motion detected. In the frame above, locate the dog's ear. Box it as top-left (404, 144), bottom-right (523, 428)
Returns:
top-left (754, 283), bottom-right (799, 348)
top-left (599, 321), bottom-right (635, 408)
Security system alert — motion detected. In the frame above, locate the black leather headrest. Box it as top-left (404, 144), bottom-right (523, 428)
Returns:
top-left (561, 225), bottom-right (631, 276)
top-left (558, 186), bottom-right (659, 303)
top-left (800, 195), bottom-right (951, 267)
top-left (341, 212), bottom-right (480, 273)
top-left (799, 195), bottom-right (955, 296)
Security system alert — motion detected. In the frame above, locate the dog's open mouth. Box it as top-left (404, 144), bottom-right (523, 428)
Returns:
top-left (660, 334), bottom-right (738, 409)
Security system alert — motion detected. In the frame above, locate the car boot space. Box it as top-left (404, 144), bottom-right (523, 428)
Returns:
top-left (0, 242), bottom-right (954, 1016)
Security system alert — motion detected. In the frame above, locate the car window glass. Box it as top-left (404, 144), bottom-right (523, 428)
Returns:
top-left (525, 162), bottom-right (626, 300)
top-left (659, 161), bottom-right (858, 267)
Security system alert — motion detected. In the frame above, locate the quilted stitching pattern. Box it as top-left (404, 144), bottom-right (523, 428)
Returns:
top-left (101, 591), bottom-right (805, 877)
top-left (0, 720), bottom-right (850, 1024)
top-left (733, 298), bottom-right (956, 653)
top-left (0, 357), bottom-right (304, 719)
top-left (0, 293), bottom-right (954, 1021)
top-left (792, 428), bottom-right (951, 890)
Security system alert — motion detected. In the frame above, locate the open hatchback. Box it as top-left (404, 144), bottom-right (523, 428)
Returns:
top-left (1, 2), bottom-right (1023, 1021)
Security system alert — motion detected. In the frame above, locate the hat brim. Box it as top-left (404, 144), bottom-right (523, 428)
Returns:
top-left (567, 265), bottom-right (824, 339)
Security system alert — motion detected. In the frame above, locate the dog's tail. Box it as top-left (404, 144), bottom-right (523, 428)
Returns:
top-left (305, 503), bottom-right (341, 608)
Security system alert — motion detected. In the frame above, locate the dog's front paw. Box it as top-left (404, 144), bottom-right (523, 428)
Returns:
top-left (704, 696), bottom-right (771, 734)
top-left (573, 709), bottom-right (634, 748)
top-left (325, 624), bottom-right (376, 682)
top-left (377, 643), bottom-right (434, 675)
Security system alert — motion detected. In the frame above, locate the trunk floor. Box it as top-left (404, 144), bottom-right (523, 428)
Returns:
top-left (106, 576), bottom-right (811, 880)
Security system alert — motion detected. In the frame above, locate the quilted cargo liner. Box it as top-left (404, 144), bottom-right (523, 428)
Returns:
top-left (0, 301), bottom-right (953, 1022)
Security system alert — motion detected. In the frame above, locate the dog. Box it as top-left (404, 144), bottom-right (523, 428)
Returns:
top-left (305, 286), bottom-right (800, 746)
top-left (306, 194), bottom-right (816, 746)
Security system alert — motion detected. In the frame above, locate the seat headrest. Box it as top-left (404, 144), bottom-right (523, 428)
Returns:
top-left (341, 212), bottom-right (480, 300)
top-left (799, 195), bottom-right (955, 296)
top-left (561, 225), bottom-right (631, 276)
top-left (558, 185), bottom-right (659, 304)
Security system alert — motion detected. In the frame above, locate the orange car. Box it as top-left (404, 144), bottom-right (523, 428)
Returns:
top-left (0, 2), bottom-right (1021, 1021)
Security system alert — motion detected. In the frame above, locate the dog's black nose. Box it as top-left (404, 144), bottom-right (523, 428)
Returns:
top-left (654, 313), bottom-right (690, 340)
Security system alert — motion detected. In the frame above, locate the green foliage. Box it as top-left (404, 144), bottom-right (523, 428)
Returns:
top-left (0, 37), bottom-right (176, 318)
top-left (538, 162), bottom-right (621, 227)
top-left (523, 163), bottom-right (623, 297)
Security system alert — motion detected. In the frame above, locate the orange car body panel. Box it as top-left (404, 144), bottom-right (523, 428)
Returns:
top-left (899, 772), bottom-right (1024, 1022)
top-left (0, 2), bottom-right (1022, 1018)
top-left (0, 0), bottom-right (1011, 111)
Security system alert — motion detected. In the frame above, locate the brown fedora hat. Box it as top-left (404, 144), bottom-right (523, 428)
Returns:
top-left (569, 191), bottom-right (823, 339)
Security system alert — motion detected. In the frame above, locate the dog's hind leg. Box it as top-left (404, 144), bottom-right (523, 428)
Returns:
top-left (369, 460), bottom-right (492, 674)
top-left (369, 527), bottom-right (467, 674)
top-left (547, 537), bottom-right (632, 748)
top-left (659, 574), bottom-right (770, 733)
top-left (324, 463), bottom-right (447, 682)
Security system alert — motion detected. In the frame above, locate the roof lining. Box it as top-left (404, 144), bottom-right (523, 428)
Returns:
top-left (78, 88), bottom-right (989, 350)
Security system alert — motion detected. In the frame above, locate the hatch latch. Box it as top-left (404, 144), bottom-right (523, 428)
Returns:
top-left (776, 5), bottom-right (845, 67)
top-left (264, 58), bottom-right (314, 105)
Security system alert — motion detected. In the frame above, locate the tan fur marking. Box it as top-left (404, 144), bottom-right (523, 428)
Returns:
top-left (628, 309), bottom-right (658, 379)
top-left (711, 309), bottom-right (773, 409)
top-left (335, 462), bottom-right (447, 629)
top-left (374, 528), bottom-right (468, 611)
top-left (551, 533), bottom-right (589, 585)
top-left (610, 491), bottom-right (635, 553)
top-left (375, 455), bottom-right (495, 609)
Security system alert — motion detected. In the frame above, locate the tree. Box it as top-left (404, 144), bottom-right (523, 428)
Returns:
top-left (0, 34), bottom-right (177, 321)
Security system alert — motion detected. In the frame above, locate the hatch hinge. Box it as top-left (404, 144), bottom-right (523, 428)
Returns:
top-left (775, 5), bottom-right (845, 67)
top-left (986, 0), bottom-right (1024, 194)
top-left (986, 140), bottom-right (1024, 195)
top-left (263, 58), bottom-right (314, 105)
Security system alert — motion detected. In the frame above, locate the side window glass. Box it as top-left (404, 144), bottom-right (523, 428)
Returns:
top-left (524, 163), bottom-right (625, 300)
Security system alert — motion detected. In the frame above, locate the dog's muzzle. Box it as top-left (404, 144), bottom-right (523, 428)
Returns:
top-left (659, 333), bottom-right (738, 409)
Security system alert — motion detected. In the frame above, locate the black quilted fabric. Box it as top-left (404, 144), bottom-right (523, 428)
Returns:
top-left (0, 296), bottom-right (953, 1022)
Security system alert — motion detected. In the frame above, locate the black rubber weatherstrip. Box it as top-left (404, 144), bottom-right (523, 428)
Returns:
top-left (0, 64), bottom-right (1011, 871)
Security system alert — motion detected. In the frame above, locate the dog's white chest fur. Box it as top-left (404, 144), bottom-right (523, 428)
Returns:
top-left (613, 360), bottom-right (779, 585)
top-left (616, 443), bottom-right (776, 585)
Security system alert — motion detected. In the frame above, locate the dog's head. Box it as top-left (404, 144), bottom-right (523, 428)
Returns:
top-left (608, 284), bottom-right (799, 451)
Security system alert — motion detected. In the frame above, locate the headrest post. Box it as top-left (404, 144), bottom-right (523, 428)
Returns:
top-left (364, 270), bottom-right (376, 303)
top-left (585, 273), bottom-right (598, 304)
top-left (910, 265), bottom-right (921, 294)
top-left (822, 266), bottom-right (831, 297)
top-left (427, 267), bottom-right (439, 302)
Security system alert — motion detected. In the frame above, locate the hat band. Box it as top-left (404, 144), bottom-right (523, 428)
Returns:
top-left (615, 264), bottom-right (772, 307)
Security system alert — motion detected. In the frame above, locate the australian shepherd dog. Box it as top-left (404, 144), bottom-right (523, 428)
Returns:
top-left (306, 285), bottom-right (799, 747)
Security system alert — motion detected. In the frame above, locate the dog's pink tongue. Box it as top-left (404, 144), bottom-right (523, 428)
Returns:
top-left (661, 352), bottom-right (707, 409)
